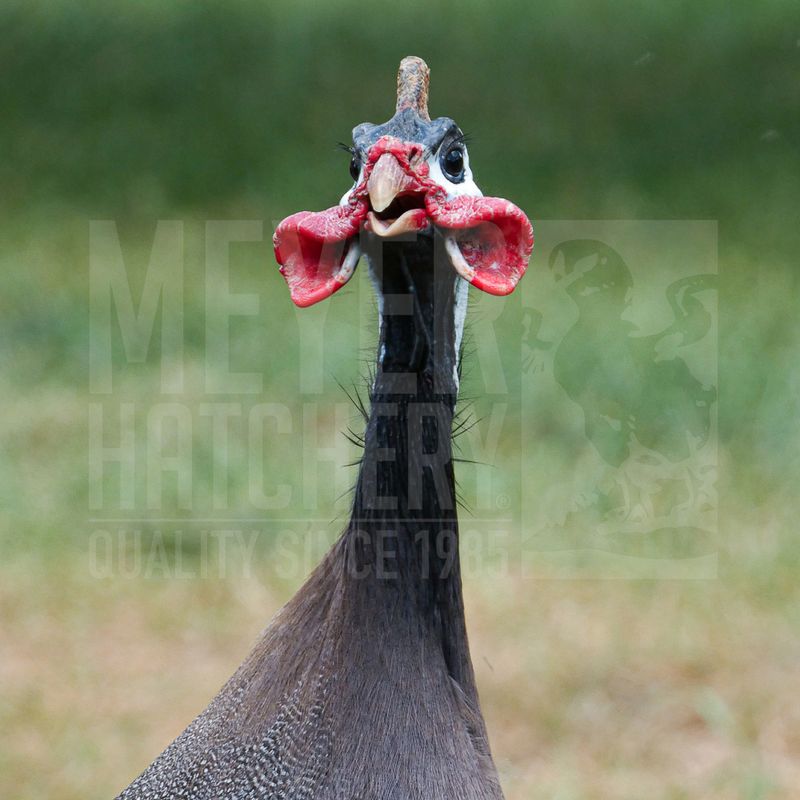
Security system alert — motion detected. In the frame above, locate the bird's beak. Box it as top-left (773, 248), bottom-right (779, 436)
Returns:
top-left (367, 153), bottom-right (410, 212)
top-left (364, 153), bottom-right (429, 238)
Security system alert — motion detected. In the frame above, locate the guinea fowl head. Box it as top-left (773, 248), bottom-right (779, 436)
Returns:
top-left (274, 56), bottom-right (534, 310)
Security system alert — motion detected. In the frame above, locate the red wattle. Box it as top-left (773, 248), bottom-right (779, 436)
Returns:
top-left (426, 194), bottom-right (534, 295)
top-left (273, 201), bottom-right (368, 307)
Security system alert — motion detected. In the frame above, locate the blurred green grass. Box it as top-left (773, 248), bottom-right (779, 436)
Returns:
top-left (1, 1), bottom-right (799, 798)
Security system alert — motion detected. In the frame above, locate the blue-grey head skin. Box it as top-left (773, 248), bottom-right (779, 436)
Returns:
top-left (353, 108), bottom-right (457, 156)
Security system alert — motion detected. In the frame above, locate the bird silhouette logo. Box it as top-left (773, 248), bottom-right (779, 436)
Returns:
top-left (549, 239), bottom-right (716, 468)
top-left (520, 236), bottom-right (717, 548)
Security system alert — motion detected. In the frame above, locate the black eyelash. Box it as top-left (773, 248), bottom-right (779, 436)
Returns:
top-left (434, 131), bottom-right (473, 159)
top-left (336, 142), bottom-right (355, 155)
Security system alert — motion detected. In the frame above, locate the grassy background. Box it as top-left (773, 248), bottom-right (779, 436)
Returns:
top-left (1, 1), bottom-right (799, 798)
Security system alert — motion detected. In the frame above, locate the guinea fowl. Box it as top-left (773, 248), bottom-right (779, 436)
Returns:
top-left (116, 56), bottom-right (533, 800)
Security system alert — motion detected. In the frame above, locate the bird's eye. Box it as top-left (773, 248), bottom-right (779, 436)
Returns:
top-left (349, 155), bottom-right (361, 182)
top-left (441, 146), bottom-right (465, 182)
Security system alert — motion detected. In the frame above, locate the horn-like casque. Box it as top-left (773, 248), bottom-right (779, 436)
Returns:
top-left (395, 55), bottom-right (430, 121)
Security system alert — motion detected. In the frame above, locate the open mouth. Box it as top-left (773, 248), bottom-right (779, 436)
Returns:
top-left (365, 192), bottom-right (429, 238)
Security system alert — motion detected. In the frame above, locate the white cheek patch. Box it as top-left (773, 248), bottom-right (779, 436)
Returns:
top-left (426, 149), bottom-right (483, 199)
top-left (339, 183), bottom-right (356, 206)
top-left (452, 276), bottom-right (469, 388)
